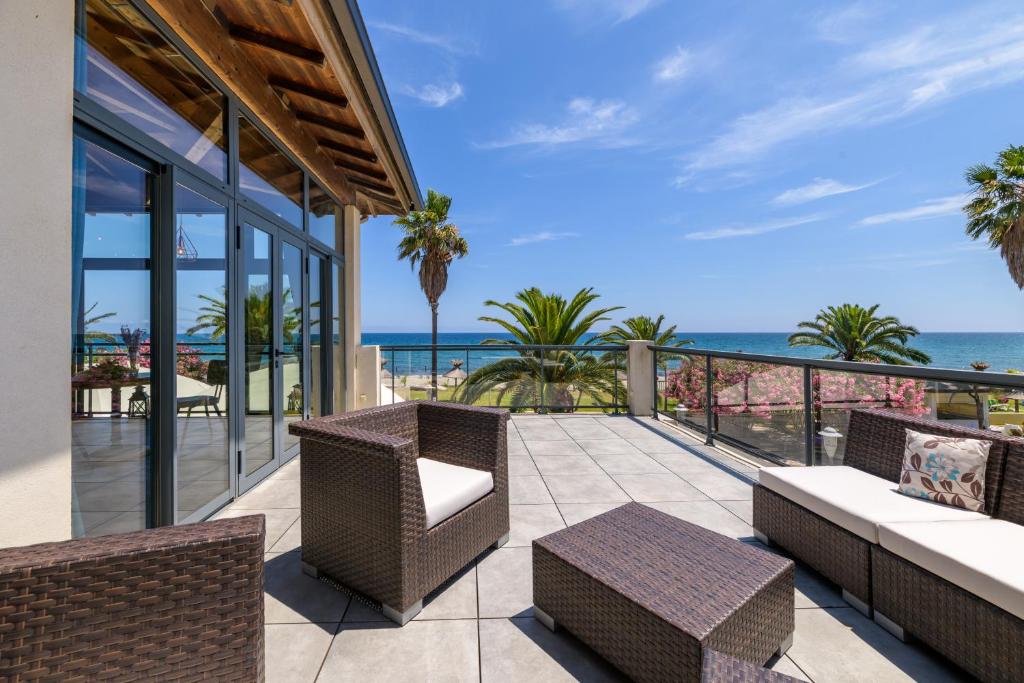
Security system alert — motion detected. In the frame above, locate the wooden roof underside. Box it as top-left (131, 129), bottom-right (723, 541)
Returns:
top-left (146, 0), bottom-right (416, 216)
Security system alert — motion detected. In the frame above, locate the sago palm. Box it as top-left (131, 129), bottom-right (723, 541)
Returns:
top-left (788, 304), bottom-right (931, 365)
top-left (456, 288), bottom-right (623, 411)
top-left (395, 189), bottom-right (468, 398)
top-left (963, 145), bottom-right (1024, 288)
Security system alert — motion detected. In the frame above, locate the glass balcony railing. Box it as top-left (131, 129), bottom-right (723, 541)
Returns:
top-left (652, 346), bottom-right (1024, 467)
top-left (379, 344), bottom-right (628, 413)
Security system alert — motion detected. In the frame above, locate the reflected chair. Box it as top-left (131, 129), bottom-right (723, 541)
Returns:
top-left (290, 401), bottom-right (509, 624)
top-left (176, 358), bottom-right (226, 416)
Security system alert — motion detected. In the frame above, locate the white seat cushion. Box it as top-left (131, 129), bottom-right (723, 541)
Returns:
top-left (878, 519), bottom-right (1024, 620)
top-left (417, 458), bottom-right (494, 529)
top-left (759, 466), bottom-right (986, 543)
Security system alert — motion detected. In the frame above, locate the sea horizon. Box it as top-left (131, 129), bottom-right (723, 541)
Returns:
top-left (362, 331), bottom-right (1024, 373)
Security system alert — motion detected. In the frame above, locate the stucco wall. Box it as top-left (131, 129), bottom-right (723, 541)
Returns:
top-left (0, 2), bottom-right (74, 546)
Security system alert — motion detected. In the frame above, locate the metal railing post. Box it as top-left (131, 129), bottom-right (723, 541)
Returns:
top-left (704, 355), bottom-right (714, 446)
top-left (613, 349), bottom-right (620, 415)
top-left (651, 349), bottom-right (659, 420)
top-left (390, 348), bottom-right (396, 404)
top-left (803, 364), bottom-right (814, 466)
top-left (538, 346), bottom-right (546, 414)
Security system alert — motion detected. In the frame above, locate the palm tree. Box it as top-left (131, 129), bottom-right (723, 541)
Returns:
top-left (788, 304), bottom-right (931, 365)
top-left (598, 314), bottom-right (694, 348)
top-left (82, 302), bottom-right (117, 344)
top-left (963, 145), bottom-right (1024, 288)
top-left (599, 314), bottom-right (694, 411)
top-left (456, 288), bottom-right (623, 411)
top-left (395, 189), bottom-right (468, 399)
top-left (186, 292), bottom-right (227, 340)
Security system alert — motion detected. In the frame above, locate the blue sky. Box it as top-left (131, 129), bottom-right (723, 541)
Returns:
top-left (359, 0), bottom-right (1024, 333)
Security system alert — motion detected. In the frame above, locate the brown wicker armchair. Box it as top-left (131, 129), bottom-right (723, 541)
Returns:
top-left (289, 401), bottom-right (510, 624)
top-left (0, 515), bottom-right (265, 682)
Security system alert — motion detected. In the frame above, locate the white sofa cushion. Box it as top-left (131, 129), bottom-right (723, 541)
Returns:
top-left (878, 519), bottom-right (1024, 620)
top-left (417, 458), bottom-right (494, 529)
top-left (759, 466), bottom-right (987, 543)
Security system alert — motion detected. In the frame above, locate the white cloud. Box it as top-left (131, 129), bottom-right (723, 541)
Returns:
top-left (653, 46), bottom-right (691, 82)
top-left (772, 177), bottom-right (881, 206)
top-left (507, 231), bottom-right (580, 247)
top-left (813, 2), bottom-right (882, 43)
top-left (682, 13), bottom-right (1024, 174)
top-left (857, 195), bottom-right (965, 226)
top-left (400, 82), bottom-right (464, 108)
top-left (684, 214), bottom-right (825, 241)
top-left (479, 98), bottom-right (639, 149)
top-left (367, 21), bottom-right (475, 55)
top-left (554, 0), bottom-right (661, 25)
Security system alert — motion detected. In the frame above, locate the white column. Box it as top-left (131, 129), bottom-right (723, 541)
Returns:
top-left (626, 340), bottom-right (655, 417)
top-left (0, 1), bottom-right (75, 546)
top-left (342, 204), bottom-right (361, 411)
top-left (356, 345), bottom-right (382, 408)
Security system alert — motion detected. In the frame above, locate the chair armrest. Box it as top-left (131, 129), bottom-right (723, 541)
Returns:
top-left (289, 415), bottom-right (414, 459)
top-left (417, 402), bottom-right (509, 472)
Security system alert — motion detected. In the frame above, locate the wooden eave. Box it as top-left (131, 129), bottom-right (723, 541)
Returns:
top-left (145, 0), bottom-right (419, 216)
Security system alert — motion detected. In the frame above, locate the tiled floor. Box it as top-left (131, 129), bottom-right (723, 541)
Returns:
top-left (215, 414), bottom-right (967, 682)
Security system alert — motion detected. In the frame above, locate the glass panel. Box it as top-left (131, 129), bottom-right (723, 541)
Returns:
top-left (281, 242), bottom-right (304, 450)
top-left (71, 137), bottom-right (152, 537)
top-left (174, 185), bottom-right (229, 520)
top-left (659, 352), bottom-right (708, 432)
top-left (75, 0), bottom-right (227, 180)
top-left (238, 116), bottom-right (303, 227)
top-left (308, 180), bottom-right (339, 250)
top-left (711, 359), bottom-right (806, 465)
top-left (243, 224), bottom-right (274, 475)
top-left (332, 262), bottom-right (343, 412)
top-left (309, 255), bottom-right (323, 417)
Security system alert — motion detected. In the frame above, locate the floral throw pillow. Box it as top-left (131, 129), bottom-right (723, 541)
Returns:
top-left (898, 428), bottom-right (991, 512)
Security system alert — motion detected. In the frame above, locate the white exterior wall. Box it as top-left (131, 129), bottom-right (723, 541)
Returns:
top-left (0, 2), bottom-right (75, 546)
top-left (342, 205), bottom-right (362, 411)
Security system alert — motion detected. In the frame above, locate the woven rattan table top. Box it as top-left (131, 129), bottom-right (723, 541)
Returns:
top-left (534, 502), bottom-right (793, 639)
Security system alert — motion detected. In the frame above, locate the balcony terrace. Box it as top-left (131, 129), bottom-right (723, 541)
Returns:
top-left (219, 412), bottom-right (967, 682)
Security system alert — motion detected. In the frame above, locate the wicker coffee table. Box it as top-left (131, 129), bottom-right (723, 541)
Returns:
top-left (533, 502), bottom-right (795, 683)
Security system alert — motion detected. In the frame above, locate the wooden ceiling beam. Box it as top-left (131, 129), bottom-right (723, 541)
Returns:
top-left (360, 190), bottom-right (405, 214)
top-left (226, 22), bottom-right (325, 67)
top-left (317, 138), bottom-right (376, 163)
top-left (347, 176), bottom-right (395, 196)
top-left (334, 158), bottom-right (387, 181)
top-left (295, 110), bottom-right (365, 139)
top-left (269, 76), bottom-right (348, 107)
top-left (147, 0), bottom-right (355, 204)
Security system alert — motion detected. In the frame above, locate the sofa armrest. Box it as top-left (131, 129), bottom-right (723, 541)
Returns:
top-left (417, 402), bottom-right (509, 473)
top-left (0, 516), bottom-right (265, 680)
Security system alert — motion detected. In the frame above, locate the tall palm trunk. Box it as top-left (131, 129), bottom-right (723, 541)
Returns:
top-left (430, 301), bottom-right (439, 400)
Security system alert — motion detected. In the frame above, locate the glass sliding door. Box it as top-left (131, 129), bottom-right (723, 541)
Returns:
top-left (281, 239), bottom-right (305, 455)
top-left (71, 135), bottom-right (154, 537)
top-left (174, 184), bottom-right (231, 522)
top-left (333, 261), bottom-right (344, 413)
top-left (240, 217), bottom-right (276, 482)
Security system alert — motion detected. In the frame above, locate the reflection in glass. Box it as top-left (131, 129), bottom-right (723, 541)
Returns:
top-left (308, 180), bottom-right (339, 250)
top-left (282, 242), bottom-right (305, 451)
top-left (75, 0), bottom-right (227, 180)
top-left (333, 262), bottom-right (344, 412)
top-left (71, 137), bottom-right (152, 537)
top-left (244, 225), bottom-right (274, 475)
top-left (174, 185), bottom-right (230, 520)
top-left (309, 256), bottom-right (324, 417)
top-left (238, 116), bottom-right (303, 227)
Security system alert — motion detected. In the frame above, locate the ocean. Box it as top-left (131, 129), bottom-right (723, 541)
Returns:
top-left (363, 332), bottom-right (1024, 375)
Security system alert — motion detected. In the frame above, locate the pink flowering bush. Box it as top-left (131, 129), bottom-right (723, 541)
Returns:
top-left (93, 343), bottom-right (208, 382)
top-left (664, 359), bottom-right (928, 417)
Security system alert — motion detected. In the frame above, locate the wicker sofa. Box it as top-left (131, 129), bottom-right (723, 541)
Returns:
top-left (289, 401), bottom-right (510, 625)
top-left (0, 515), bottom-right (265, 682)
top-left (753, 409), bottom-right (1024, 682)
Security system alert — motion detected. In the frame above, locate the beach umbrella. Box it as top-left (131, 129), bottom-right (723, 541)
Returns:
top-left (444, 359), bottom-right (467, 387)
top-left (380, 358), bottom-right (392, 380)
